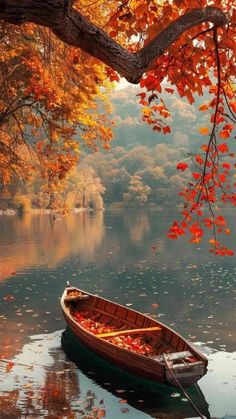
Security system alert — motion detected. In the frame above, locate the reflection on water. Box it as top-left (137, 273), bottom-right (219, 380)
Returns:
top-left (62, 328), bottom-right (210, 419)
top-left (0, 212), bottom-right (105, 280)
top-left (0, 330), bottom-right (210, 419)
top-left (0, 210), bottom-right (236, 418)
top-left (1, 329), bottom-right (236, 419)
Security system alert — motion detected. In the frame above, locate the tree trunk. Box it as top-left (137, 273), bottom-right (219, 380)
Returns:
top-left (0, 1), bottom-right (228, 83)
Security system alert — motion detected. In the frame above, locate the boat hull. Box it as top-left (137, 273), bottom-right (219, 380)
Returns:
top-left (62, 328), bottom-right (211, 418)
top-left (61, 287), bottom-right (208, 387)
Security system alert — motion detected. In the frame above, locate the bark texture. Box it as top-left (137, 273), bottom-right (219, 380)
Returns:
top-left (0, 0), bottom-right (228, 83)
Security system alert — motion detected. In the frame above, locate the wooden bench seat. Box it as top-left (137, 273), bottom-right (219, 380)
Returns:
top-left (151, 350), bottom-right (192, 362)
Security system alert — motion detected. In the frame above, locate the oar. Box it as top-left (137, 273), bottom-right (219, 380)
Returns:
top-left (96, 326), bottom-right (162, 339)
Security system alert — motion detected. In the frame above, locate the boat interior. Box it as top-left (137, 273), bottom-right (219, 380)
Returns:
top-left (64, 291), bottom-right (200, 365)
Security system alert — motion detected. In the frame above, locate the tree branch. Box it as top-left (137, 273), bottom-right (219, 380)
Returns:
top-left (0, 1), bottom-right (228, 83)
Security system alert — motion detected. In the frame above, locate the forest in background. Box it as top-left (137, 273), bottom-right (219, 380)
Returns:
top-left (2, 83), bottom-right (235, 212)
top-left (82, 85), bottom-right (214, 209)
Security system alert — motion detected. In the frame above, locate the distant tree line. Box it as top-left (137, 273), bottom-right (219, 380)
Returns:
top-left (83, 144), bottom-right (189, 208)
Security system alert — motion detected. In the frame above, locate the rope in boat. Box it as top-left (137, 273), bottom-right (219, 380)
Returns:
top-left (163, 353), bottom-right (206, 419)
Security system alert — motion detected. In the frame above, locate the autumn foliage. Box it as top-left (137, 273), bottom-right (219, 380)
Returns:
top-left (73, 310), bottom-right (156, 356)
top-left (0, 0), bottom-right (235, 253)
top-left (108, 0), bottom-right (235, 255)
top-left (0, 20), bottom-right (113, 202)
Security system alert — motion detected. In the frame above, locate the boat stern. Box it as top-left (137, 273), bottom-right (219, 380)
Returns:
top-left (165, 361), bottom-right (207, 388)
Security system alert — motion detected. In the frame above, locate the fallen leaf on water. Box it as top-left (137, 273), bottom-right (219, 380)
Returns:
top-left (97, 408), bottom-right (106, 418)
top-left (5, 362), bottom-right (14, 372)
top-left (3, 295), bottom-right (15, 302)
top-left (121, 408), bottom-right (129, 414)
top-left (24, 383), bottom-right (33, 388)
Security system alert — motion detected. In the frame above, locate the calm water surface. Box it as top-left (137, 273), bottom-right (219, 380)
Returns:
top-left (0, 210), bottom-right (236, 418)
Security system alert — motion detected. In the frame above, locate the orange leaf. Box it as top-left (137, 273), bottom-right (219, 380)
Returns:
top-left (199, 127), bottom-right (209, 135)
top-left (201, 144), bottom-right (208, 152)
top-left (222, 163), bottom-right (230, 170)
top-left (192, 172), bottom-right (201, 180)
top-left (199, 104), bottom-right (208, 112)
top-left (163, 126), bottom-right (171, 134)
top-left (203, 218), bottom-right (213, 228)
top-left (176, 162), bottom-right (188, 172)
top-left (195, 155), bottom-right (204, 165)
top-left (165, 88), bottom-right (174, 94)
top-left (223, 124), bottom-right (234, 131)
top-left (190, 237), bottom-right (201, 244)
top-left (217, 143), bottom-right (228, 153)
top-left (6, 362), bottom-right (14, 372)
top-left (219, 130), bottom-right (230, 139)
top-left (230, 101), bottom-right (236, 113)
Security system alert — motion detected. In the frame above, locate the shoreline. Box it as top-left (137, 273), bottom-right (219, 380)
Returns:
top-left (0, 207), bottom-right (93, 216)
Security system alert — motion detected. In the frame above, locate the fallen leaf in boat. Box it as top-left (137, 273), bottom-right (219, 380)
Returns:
top-left (119, 399), bottom-right (128, 404)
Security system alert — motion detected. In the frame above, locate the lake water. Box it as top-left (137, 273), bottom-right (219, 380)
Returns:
top-left (0, 210), bottom-right (236, 418)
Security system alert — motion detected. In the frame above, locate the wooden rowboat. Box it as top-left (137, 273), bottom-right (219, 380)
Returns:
top-left (60, 285), bottom-right (208, 388)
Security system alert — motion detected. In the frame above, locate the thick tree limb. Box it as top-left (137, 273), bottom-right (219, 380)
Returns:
top-left (0, 0), bottom-right (228, 83)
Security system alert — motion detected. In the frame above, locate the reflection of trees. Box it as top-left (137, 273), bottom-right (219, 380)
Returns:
top-left (123, 211), bottom-right (150, 244)
top-left (0, 338), bottom-right (106, 418)
top-left (0, 350), bottom-right (78, 418)
top-left (0, 325), bottom-right (210, 419)
top-left (41, 347), bottom-right (80, 418)
top-left (0, 390), bottom-right (21, 418)
top-left (62, 328), bottom-right (210, 419)
top-left (0, 211), bottom-right (104, 280)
